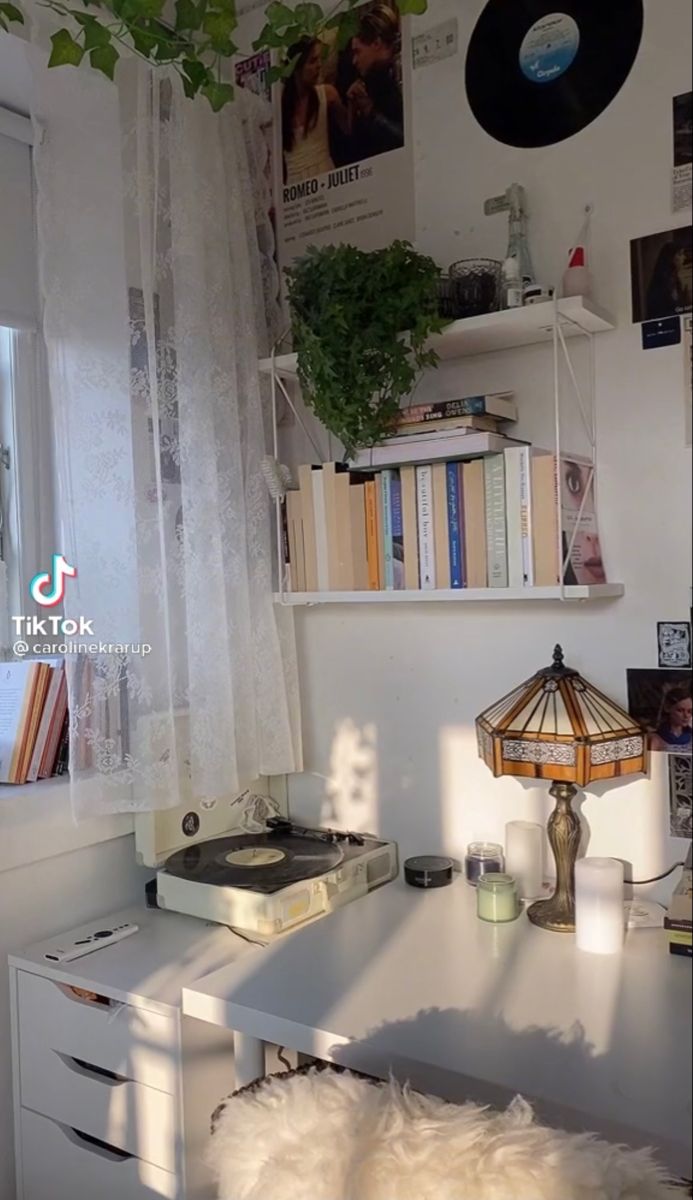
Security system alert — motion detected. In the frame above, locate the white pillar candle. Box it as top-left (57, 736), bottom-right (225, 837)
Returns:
top-left (575, 857), bottom-right (625, 955)
top-left (504, 820), bottom-right (544, 900)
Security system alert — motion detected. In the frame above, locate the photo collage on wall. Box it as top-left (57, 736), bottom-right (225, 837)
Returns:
top-left (627, 620), bottom-right (692, 840)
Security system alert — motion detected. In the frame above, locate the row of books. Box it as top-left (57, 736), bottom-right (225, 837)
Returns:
top-left (0, 659), bottom-right (69, 785)
top-left (665, 865), bottom-right (691, 959)
top-left (283, 446), bottom-right (605, 593)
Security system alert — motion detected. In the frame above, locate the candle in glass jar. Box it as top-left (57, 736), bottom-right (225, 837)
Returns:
top-left (504, 820), bottom-right (543, 900)
top-left (575, 857), bottom-right (625, 954)
top-left (477, 873), bottom-right (520, 923)
top-left (464, 842), bottom-right (504, 886)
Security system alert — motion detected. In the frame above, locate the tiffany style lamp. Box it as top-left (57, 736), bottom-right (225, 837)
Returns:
top-left (475, 645), bottom-right (647, 933)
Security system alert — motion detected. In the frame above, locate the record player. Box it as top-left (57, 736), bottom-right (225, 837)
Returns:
top-left (134, 788), bottom-right (398, 941)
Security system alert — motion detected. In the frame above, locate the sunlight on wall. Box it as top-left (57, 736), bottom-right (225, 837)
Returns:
top-left (320, 718), bottom-right (379, 833)
top-left (438, 724), bottom-right (549, 866)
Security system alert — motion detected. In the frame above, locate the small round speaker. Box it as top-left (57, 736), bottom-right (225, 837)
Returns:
top-left (404, 855), bottom-right (454, 889)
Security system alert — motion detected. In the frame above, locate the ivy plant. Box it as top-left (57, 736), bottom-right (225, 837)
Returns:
top-left (286, 240), bottom-right (443, 458)
top-left (0, 0), bottom-right (428, 111)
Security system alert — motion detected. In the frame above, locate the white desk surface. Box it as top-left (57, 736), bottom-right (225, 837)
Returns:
top-left (9, 905), bottom-right (251, 1014)
top-left (183, 878), bottom-right (692, 1174)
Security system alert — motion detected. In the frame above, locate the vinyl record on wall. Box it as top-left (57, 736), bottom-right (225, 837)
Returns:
top-left (465, 0), bottom-right (644, 149)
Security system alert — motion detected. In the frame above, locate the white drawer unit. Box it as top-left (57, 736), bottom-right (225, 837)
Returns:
top-left (20, 1109), bottom-right (177, 1200)
top-left (9, 907), bottom-right (253, 1200)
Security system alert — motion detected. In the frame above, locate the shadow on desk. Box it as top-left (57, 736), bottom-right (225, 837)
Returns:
top-left (318, 1007), bottom-right (691, 1181)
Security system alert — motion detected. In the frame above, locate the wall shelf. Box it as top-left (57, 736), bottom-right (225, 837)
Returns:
top-left (259, 296), bottom-right (616, 377)
top-left (274, 584), bottom-right (625, 605)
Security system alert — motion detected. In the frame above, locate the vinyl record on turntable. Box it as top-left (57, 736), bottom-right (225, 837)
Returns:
top-left (465, 0), bottom-right (644, 149)
top-left (165, 831), bottom-right (344, 893)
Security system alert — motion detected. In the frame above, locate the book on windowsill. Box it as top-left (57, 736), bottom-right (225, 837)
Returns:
top-left (0, 659), bottom-right (67, 785)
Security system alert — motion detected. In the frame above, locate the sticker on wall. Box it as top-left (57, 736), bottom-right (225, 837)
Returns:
top-left (641, 316), bottom-right (681, 350)
top-left (658, 622), bottom-right (692, 668)
top-left (672, 91), bottom-right (692, 214)
top-left (630, 226), bottom-right (693, 324)
top-left (669, 753), bottom-right (692, 838)
top-left (412, 17), bottom-right (458, 69)
top-left (626, 668), bottom-right (692, 755)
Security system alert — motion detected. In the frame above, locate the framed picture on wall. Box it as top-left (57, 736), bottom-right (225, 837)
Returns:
top-left (626, 667), bottom-right (692, 754)
top-left (630, 226), bottom-right (692, 323)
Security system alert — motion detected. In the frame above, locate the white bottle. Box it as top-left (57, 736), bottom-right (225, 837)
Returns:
top-left (502, 256), bottom-right (523, 309)
top-left (562, 245), bottom-right (591, 298)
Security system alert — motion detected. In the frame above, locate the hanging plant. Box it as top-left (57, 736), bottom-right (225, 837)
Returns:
top-left (0, 0), bottom-right (428, 111)
top-left (285, 240), bottom-right (443, 459)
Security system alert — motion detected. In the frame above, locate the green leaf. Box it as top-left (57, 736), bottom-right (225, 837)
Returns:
top-left (333, 9), bottom-right (359, 50)
top-left (252, 20), bottom-right (286, 49)
top-left (293, 1), bottom-right (322, 31)
top-left (181, 56), bottom-right (209, 88)
top-left (201, 79), bottom-right (234, 111)
top-left (0, 2), bottom-right (24, 25)
top-left (175, 0), bottom-right (201, 29)
top-left (72, 13), bottom-right (112, 48)
top-left (397, 0), bottom-right (427, 13)
top-left (48, 28), bottom-right (85, 67)
top-left (130, 21), bottom-right (158, 56)
top-left (265, 0), bottom-right (293, 30)
top-left (89, 42), bottom-right (118, 79)
top-left (201, 6), bottom-right (236, 49)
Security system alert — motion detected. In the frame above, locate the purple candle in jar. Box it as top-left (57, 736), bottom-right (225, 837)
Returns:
top-left (464, 842), bottom-right (504, 887)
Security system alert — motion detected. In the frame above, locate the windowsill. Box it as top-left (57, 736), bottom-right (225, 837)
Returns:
top-left (0, 776), bottom-right (134, 874)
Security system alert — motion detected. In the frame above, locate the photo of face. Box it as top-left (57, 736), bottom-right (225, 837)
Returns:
top-left (627, 668), bottom-right (693, 755)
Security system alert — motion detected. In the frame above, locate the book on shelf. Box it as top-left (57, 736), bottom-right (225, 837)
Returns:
top-left (350, 430), bottom-right (523, 470)
top-left (282, 447), bottom-right (607, 597)
top-left (396, 392), bottom-right (517, 425)
top-left (388, 413), bottom-right (506, 437)
top-left (1, 659), bottom-right (69, 785)
top-left (531, 453), bottom-right (606, 586)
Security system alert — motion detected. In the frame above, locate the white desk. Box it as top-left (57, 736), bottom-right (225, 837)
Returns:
top-left (183, 877), bottom-right (692, 1177)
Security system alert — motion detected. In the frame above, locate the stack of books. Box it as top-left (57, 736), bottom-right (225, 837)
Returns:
top-left (665, 865), bottom-right (692, 958)
top-left (283, 444), bottom-right (605, 593)
top-left (351, 392), bottom-right (517, 469)
top-left (0, 659), bottom-right (69, 785)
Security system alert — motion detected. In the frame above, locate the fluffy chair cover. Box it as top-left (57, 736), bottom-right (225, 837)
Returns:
top-left (208, 1067), bottom-right (684, 1200)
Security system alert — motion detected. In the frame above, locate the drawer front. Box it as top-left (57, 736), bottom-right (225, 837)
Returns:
top-left (20, 1108), bottom-right (177, 1200)
top-left (18, 969), bottom-right (177, 1093)
top-left (21, 1035), bottom-right (177, 1173)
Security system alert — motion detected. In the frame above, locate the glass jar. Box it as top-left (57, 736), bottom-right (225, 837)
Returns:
top-left (464, 842), bottom-right (504, 887)
top-left (477, 873), bottom-right (520, 923)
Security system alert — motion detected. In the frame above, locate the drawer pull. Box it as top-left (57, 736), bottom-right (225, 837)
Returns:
top-left (56, 1051), bottom-right (128, 1086)
top-left (62, 1124), bottom-right (134, 1162)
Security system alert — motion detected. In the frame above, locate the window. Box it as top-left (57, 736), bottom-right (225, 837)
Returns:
top-left (1, 112), bottom-right (55, 635)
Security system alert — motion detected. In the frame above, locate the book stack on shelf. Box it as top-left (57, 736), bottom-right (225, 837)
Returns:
top-left (0, 659), bottom-right (69, 785)
top-left (282, 392), bottom-right (605, 595)
top-left (665, 865), bottom-right (692, 959)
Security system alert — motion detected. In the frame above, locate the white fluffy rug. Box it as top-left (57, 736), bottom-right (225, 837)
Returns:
top-left (208, 1067), bottom-right (683, 1200)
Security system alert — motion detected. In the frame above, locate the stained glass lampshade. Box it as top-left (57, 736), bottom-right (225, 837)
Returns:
top-left (475, 645), bottom-right (647, 933)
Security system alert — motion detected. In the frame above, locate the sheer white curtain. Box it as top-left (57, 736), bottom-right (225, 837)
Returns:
top-left (28, 40), bottom-right (301, 816)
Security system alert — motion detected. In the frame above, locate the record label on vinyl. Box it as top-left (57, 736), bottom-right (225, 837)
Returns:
top-left (465, 0), bottom-right (644, 148)
top-left (518, 13), bottom-right (580, 84)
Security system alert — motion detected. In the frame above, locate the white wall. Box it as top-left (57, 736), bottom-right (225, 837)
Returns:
top-left (0, 834), bottom-right (149, 1200)
top-left (275, 0), bottom-right (692, 894)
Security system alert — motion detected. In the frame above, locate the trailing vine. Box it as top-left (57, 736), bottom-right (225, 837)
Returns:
top-left (0, 0), bottom-right (427, 111)
top-left (286, 241), bottom-right (443, 458)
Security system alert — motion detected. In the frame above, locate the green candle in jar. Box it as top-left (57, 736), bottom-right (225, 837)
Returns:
top-left (477, 873), bottom-right (520, 923)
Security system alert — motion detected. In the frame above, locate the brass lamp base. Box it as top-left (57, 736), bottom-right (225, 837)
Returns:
top-left (526, 780), bottom-right (581, 933)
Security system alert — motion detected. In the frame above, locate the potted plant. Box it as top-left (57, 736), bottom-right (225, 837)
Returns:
top-left (285, 240), bottom-right (444, 460)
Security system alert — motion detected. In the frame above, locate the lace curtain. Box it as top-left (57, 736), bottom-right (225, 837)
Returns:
top-left (28, 39), bottom-right (301, 816)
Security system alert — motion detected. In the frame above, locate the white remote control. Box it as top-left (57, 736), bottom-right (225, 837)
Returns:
top-left (44, 922), bottom-right (139, 963)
